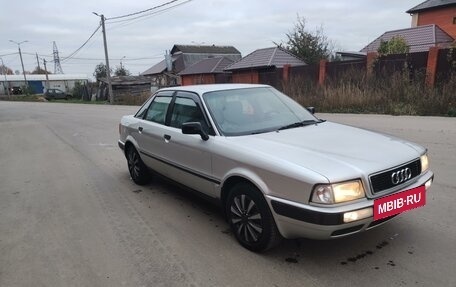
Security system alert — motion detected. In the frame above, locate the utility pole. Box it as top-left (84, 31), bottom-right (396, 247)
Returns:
top-left (43, 59), bottom-right (50, 92)
top-left (9, 40), bottom-right (28, 89)
top-left (0, 57), bottom-right (11, 98)
top-left (36, 53), bottom-right (41, 71)
top-left (120, 56), bottom-right (125, 70)
top-left (93, 12), bottom-right (114, 104)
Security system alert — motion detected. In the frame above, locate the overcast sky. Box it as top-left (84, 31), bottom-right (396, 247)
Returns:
top-left (0, 0), bottom-right (421, 78)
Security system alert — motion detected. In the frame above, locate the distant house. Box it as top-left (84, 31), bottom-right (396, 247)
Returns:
top-left (335, 51), bottom-right (367, 61)
top-left (224, 46), bottom-right (306, 84)
top-left (141, 44), bottom-right (241, 87)
top-left (360, 24), bottom-right (454, 53)
top-left (407, 0), bottom-right (456, 38)
top-left (178, 57), bottom-right (234, 86)
top-left (360, 1), bottom-right (456, 54)
top-left (0, 74), bottom-right (88, 95)
top-left (99, 76), bottom-right (151, 103)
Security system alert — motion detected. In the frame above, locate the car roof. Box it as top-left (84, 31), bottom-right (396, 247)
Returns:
top-left (157, 84), bottom-right (271, 95)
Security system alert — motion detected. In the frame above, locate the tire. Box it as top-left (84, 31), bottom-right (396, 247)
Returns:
top-left (226, 182), bottom-right (281, 252)
top-left (126, 146), bottom-right (150, 185)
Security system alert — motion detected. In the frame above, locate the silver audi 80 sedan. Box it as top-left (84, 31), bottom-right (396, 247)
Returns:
top-left (118, 84), bottom-right (434, 251)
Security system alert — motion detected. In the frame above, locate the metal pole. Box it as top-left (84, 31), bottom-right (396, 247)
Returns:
top-left (0, 57), bottom-right (11, 98)
top-left (120, 56), bottom-right (125, 70)
top-left (18, 46), bottom-right (28, 89)
top-left (9, 40), bottom-right (28, 90)
top-left (43, 59), bottom-right (50, 91)
top-left (36, 53), bottom-right (41, 71)
top-left (94, 13), bottom-right (114, 104)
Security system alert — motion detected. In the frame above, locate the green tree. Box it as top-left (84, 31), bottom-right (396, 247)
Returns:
top-left (93, 63), bottom-right (112, 82)
top-left (377, 36), bottom-right (409, 55)
top-left (31, 66), bottom-right (51, 74)
top-left (277, 15), bottom-right (334, 64)
top-left (0, 64), bottom-right (13, 75)
top-left (114, 65), bottom-right (131, 76)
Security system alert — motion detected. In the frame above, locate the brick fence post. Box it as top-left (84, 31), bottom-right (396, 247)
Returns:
top-left (282, 64), bottom-right (291, 84)
top-left (366, 52), bottom-right (378, 76)
top-left (318, 60), bottom-right (327, 85)
top-left (426, 47), bottom-right (440, 87)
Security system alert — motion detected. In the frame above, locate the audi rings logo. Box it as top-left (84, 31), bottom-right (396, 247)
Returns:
top-left (391, 168), bottom-right (412, 185)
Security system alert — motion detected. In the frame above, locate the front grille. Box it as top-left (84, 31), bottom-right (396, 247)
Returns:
top-left (370, 159), bottom-right (421, 194)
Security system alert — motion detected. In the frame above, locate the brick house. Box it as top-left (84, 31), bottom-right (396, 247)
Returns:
top-left (179, 57), bottom-right (234, 85)
top-left (361, 1), bottom-right (455, 54)
top-left (360, 24), bottom-right (454, 53)
top-left (141, 44), bottom-right (241, 87)
top-left (224, 47), bottom-right (306, 85)
top-left (407, 0), bottom-right (456, 38)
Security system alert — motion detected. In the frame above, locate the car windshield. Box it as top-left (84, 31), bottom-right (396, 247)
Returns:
top-left (203, 87), bottom-right (319, 136)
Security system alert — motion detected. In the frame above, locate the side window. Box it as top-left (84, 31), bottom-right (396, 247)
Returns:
top-left (135, 91), bottom-right (174, 119)
top-left (135, 97), bottom-right (153, 119)
top-left (144, 96), bottom-right (172, 124)
top-left (170, 97), bottom-right (206, 129)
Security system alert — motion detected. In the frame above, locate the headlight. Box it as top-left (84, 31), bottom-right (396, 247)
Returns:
top-left (420, 154), bottom-right (429, 173)
top-left (311, 180), bottom-right (365, 204)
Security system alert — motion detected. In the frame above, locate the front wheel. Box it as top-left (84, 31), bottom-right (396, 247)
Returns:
top-left (126, 146), bottom-right (150, 185)
top-left (226, 182), bottom-right (281, 252)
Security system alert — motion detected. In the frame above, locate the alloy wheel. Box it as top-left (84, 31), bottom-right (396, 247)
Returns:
top-left (128, 149), bottom-right (141, 180)
top-left (230, 194), bottom-right (263, 243)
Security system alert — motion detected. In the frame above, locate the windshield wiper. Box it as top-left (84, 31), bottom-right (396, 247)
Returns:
top-left (277, 120), bottom-right (320, 131)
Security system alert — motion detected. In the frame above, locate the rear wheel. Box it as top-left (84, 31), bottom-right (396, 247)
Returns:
top-left (226, 182), bottom-right (281, 252)
top-left (126, 146), bottom-right (150, 185)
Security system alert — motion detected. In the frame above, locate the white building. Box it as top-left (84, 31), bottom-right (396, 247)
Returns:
top-left (0, 74), bottom-right (89, 95)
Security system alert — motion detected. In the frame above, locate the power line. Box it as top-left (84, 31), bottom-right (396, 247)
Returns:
top-left (0, 52), bottom-right (19, 57)
top-left (60, 24), bottom-right (101, 63)
top-left (61, 55), bottom-right (163, 61)
top-left (22, 52), bottom-right (53, 57)
top-left (108, 0), bottom-right (193, 27)
top-left (106, 0), bottom-right (181, 21)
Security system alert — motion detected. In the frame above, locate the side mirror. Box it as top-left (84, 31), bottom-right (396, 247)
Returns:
top-left (306, 106), bottom-right (316, 114)
top-left (182, 122), bottom-right (209, 141)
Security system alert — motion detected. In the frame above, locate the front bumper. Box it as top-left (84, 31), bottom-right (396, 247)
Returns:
top-left (267, 170), bottom-right (434, 239)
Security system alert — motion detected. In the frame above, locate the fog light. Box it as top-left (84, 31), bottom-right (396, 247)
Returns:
top-left (425, 179), bottom-right (432, 190)
top-left (343, 208), bottom-right (373, 223)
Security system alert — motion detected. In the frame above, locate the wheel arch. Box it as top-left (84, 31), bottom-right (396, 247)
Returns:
top-left (123, 135), bottom-right (140, 157)
top-left (220, 171), bottom-right (269, 213)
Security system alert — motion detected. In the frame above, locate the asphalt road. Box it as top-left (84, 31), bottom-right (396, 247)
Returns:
top-left (0, 101), bottom-right (455, 287)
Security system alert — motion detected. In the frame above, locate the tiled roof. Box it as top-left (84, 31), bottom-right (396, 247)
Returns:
top-left (224, 47), bottom-right (306, 71)
top-left (142, 45), bottom-right (242, 76)
top-left (141, 59), bottom-right (167, 75)
top-left (171, 45), bottom-right (241, 55)
top-left (178, 57), bottom-right (234, 75)
top-left (407, 0), bottom-right (456, 13)
top-left (360, 24), bottom-right (455, 53)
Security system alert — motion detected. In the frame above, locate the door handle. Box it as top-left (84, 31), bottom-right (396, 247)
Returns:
top-left (138, 126), bottom-right (143, 133)
top-left (164, 134), bottom-right (171, 140)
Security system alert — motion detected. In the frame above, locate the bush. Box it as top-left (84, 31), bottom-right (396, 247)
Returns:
top-left (283, 66), bottom-right (456, 117)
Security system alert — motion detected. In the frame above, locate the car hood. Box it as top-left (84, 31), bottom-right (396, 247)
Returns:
top-left (224, 121), bottom-right (424, 182)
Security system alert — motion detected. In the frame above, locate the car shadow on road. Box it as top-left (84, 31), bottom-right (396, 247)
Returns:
top-left (127, 171), bottom-right (411, 269)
